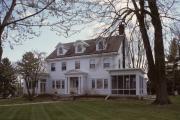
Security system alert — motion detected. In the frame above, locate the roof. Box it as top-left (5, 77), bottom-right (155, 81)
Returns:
top-left (46, 36), bottom-right (123, 60)
top-left (65, 69), bottom-right (88, 75)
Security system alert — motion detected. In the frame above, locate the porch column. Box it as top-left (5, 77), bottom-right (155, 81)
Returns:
top-left (78, 76), bottom-right (81, 94)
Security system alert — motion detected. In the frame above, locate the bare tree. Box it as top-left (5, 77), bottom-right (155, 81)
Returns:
top-left (72, 0), bottom-right (180, 104)
top-left (0, 0), bottom-right (92, 61)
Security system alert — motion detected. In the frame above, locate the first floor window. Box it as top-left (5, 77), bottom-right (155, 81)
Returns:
top-left (104, 79), bottom-right (108, 89)
top-left (92, 79), bottom-right (95, 88)
top-left (56, 81), bottom-right (61, 89)
top-left (52, 81), bottom-right (55, 89)
top-left (62, 80), bottom-right (65, 89)
top-left (96, 79), bottom-right (103, 89)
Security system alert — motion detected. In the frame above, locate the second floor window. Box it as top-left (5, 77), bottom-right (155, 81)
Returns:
top-left (103, 58), bottom-right (110, 68)
top-left (62, 62), bottom-right (66, 71)
top-left (90, 59), bottom-right (95, 69)
top-left (75, 61), bottom-right (80, 69)
top-left (51, 63), bottom-right (56, 71)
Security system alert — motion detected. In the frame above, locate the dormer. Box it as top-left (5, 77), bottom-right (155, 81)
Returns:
top-left (74, 40), bottom-right (89, 54)
top-left (56, 42), bottom-right (68, 56)
top-left (96, 38), bottom-right (107, 51)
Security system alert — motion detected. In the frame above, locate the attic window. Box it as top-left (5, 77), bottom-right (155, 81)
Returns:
top-left (77, 44), bottom-right (82, 53)
top-left (98, 41), bottom-right (104, 50)
top-left (59, 47), bottom-right (63, 55)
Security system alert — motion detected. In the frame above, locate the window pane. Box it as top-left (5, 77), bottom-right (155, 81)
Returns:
top-left (118, 90), bottom-right (123, 94)
top-left (130, 90), bottom-right (136, 95)
top-left (75, 61), bottom-right (80, 69)
top-left (51, 63), bottom-right (56, 71)
top-left (92, 79), bottom-right (95, 88)
top-left (77, 45), bottom-right (82, 52)
top-left (104, 79), bottom-right (108, 89)
top-left (124, 76), bottom-right (130, 89)
top-left (96, 79), bottom-right (103, 89)
top-left (118, 76), bottom-right (123, 89)
top-left (124, 90), bottom-right (129, 95)
top-left (112, 90), bottom-right (118, 94)
top-left (59, 47), bottom-right (63, 54)
top-left (56, 81), bottom-right (60, 89)
top-left (62, 80), bottom-right (65, 89)
top-left (130, 75), bottom-right (136, 89)
top-left (112, 76), bottom-right (117, 89)
top-left (98, 41), bottom-right (104, 50)
top-left (52, 81), bottom-right (55, 89)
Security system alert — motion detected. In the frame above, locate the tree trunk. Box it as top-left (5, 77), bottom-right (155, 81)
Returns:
top-left (25, 79), bottom-right (33, 101)
top-left (148, 0), bottom-right (171, 104)
top-left (0, 33), bottom-right (3, 62)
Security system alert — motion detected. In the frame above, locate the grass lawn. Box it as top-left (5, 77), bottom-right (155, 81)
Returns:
top-left (0, 96), bottom-right (180, 120)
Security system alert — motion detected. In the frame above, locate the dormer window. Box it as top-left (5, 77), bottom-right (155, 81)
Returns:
top-left (96, 38), bottom-right (106, 51)
top-left (98, 41), bottom-right (104, 50)
top-left (59, 47), bottom-right (63, 55)
top-left (77, 44), bottom-right (82, 53)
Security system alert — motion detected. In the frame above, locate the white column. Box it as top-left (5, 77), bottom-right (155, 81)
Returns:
top-left (136, 75), bottom-right (140, 95)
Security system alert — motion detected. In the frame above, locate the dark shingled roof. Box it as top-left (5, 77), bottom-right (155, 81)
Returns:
top-left (46, 36), bottom-right (123, 60)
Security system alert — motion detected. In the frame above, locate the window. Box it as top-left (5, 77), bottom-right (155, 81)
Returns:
top-left (111, 75), bottom-right (136, 95)
top-left (92, 79), bottom-right (95, 89)
top-left (62, 80), bottom-right (65, 89)
top-left (103, 58), bottom-right (110, 68)
top-left (118, 59), bottom-right (121, 68)
top-left (52, 81), bottom-right (55, 89)
top-left (51, 63), bottom-right (56, 71)
top-left (98, 41), bottom-right (104, 50)
top-left (59, 47), bottom-right (63, 54)
top-left (90, 59), bottom-right (95, 69)
top-left (104, 79), bottom-right (108, 89)
top-left (77, 44), bottom-right (82, 53)
top-left (75, 61), bottom-right (80, 69)
top-left (56, 81), bottom-right (61, 89)
top-left (96, 79), bottom-right (103, 89)
top-left (53, 80), bottom-right (65, 89)
top-left (62, 62), bottom-right (66, 71)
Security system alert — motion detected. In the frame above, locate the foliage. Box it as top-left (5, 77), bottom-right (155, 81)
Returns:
top-left (17, 51), bottom-right (45, 100)
top-left (0, 58), bottom-right (17, 98)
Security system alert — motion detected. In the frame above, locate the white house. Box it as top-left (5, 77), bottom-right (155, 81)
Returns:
top-left (23, 26), bottom-right (147, 96)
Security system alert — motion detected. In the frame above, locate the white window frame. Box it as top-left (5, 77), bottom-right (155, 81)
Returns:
top-left (89, 59), bottom-right (96, 69)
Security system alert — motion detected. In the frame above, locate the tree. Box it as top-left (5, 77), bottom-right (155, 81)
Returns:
top-left (0, 58), bottom-right (17, 98)
top-left (0, 0), bottom-right (89, 61)
top-left (74, 0), bottom-right (180, 104)
top-left (17, 51), bottom-right (45, 100)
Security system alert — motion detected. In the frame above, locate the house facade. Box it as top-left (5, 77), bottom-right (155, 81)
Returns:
top-left (23, 32), bottom-right (147, 96)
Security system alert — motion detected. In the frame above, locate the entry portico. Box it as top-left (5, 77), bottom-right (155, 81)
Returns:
top-left (65, 70), bottom-right (88, 95)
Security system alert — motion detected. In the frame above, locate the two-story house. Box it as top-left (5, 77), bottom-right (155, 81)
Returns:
top-left (23, 26), bottom-right (147, 96)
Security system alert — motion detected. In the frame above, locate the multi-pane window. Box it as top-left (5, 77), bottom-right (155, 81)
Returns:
top-left (51, 63), bottom-right (56, 71)
top-left (111, 75), bottom-right (136, 95)
top-left (52, 81), bottom-right (55, 89)
top-left (90, 59), bottom-right (95, 69)
top-left (62, 62), bottom-right (66, 71)
top-left (104, 79), bottom-right (108, 89)
top-left (56, 81), bottom-right (61, 89)
top-left (103, 58), bottom-right (110, 68)
top-left (52, 80), bottom-right (65, 89)
top-left (75, 61), bottom-right (80, 69)
top-left (96, 79), bottom-right (103, 89)
top-left (92, 79), bottom-right (95, 89)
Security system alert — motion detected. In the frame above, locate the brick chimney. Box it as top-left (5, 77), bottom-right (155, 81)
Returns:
top-left (119, 23), bottom-right (126, 68)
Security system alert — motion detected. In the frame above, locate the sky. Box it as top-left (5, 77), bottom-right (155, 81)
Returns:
top-left (3, 23), bottom-right (97, 62)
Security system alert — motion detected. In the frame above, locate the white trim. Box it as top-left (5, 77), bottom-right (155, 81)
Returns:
top-left (46, 52), bottom-right (118, 62)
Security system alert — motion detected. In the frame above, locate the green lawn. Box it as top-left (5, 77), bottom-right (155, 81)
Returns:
top-left (0, 96), bottom-right (180, 120)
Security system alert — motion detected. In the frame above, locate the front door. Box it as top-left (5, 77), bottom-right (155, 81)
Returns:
top-left (70, 77), bottom-right (79, 94)
top-left (40, 79), bottom-right (46, 94)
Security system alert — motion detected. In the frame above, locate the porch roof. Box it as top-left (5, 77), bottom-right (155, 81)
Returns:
top-left (107, 68), bottom-right (146, 75)
top-left (65, 69), bottom-right (88, 75)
